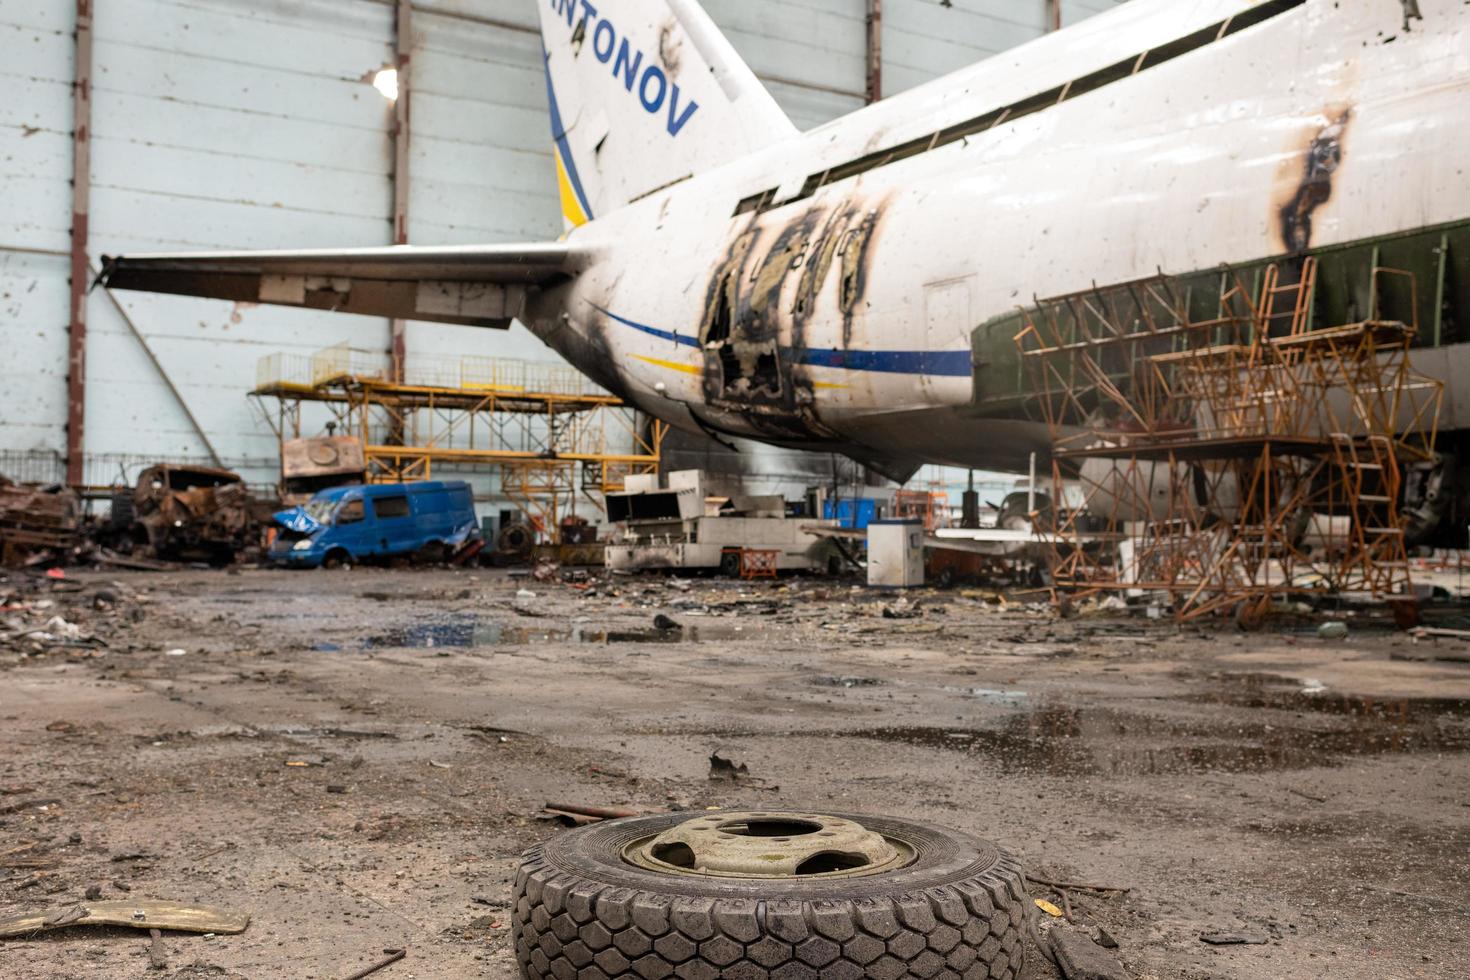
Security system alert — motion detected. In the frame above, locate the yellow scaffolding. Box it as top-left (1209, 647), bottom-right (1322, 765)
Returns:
top-left (252, 346), bottom-right (666, 542)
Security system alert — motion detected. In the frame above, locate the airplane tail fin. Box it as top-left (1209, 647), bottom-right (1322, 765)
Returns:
top-left (537, 0), bottom-right (797, 229)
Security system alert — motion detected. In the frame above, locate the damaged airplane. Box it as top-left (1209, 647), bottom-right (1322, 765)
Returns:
top-left (101, 0), bottom-right (1470, 532)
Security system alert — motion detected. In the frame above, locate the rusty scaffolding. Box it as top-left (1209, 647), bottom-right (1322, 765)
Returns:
top-left (1014, 260), bottom-right (1443, 623)
top-left (252, 345), bottom-right (666, 542)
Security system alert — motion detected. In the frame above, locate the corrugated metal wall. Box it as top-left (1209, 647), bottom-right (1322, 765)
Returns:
top-left (1, 0), bottom-right (1126, 501)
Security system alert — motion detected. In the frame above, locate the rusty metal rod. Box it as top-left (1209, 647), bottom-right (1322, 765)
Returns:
top-left (340, 948), bottom-right (406, 980)
top-left (545, 802), bottom-right (639, 820)
top-left (1025, 873), bottom-right (1131, 894)
top-left (389, 0), bottom-right (412, 385)
top-left (66, 0), bottom-right (94, 486)
top-left (865, 0), bottom-right (883, 104)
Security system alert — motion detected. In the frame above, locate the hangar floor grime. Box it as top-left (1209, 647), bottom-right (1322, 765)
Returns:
top-left (2, 567), bottom-right (1466, 979)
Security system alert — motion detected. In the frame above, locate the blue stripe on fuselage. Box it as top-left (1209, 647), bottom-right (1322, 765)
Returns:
top-left (593, 304), bottom-right (697, 347)
top-left (589, 304), bottom-right (972, 377)
top-left (543, 51), bottom-right (595, 223)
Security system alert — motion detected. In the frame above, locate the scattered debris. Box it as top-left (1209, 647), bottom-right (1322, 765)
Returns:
top-left (340, 948), bottom-right (406, 980)
top-left (1199, 930), bottom-right (1270, 946)
top-left (1026, 873), bottom-right (1132, 894)
top-left (0, 478), bottom-right (82, 567)
top-left (1395, 643), bottom-right (1470, 663)
top-left (0, 901), bottom-right (250, 939)
top-left (1317, 621), bottom-right (1349, 640)
top-left (708, 747), bottom-right (750, 781)
top-left (1049, 922), bottom-right (1130, 980)
top-left (106, 465), bottom-right (263, 565)
top-left (0, 797), bottom-right (62, 816)
top-left (812, 675), bottom-right (884, 688)
top-left (93, 547), bottom-right (181, 571)
top-left (541, 802), bottom-right (640, 826)
top-left (652, 613), bottom-right (682, 631)
top-left (147, 927), bottom-right (168, 970)
top-left (707, 747), bottom-right (778, 790)
top-left (881, 598), bottom-right (921, 619)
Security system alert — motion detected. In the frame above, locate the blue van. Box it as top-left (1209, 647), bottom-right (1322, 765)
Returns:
top-left (270, 481), bottom-right (479, 568)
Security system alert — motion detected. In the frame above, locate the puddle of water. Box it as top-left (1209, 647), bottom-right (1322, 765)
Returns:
top-left (812, 676), bottom-right (885, 688)
top-left (1185, 672), bottom-right (1470, 719)
top-left (826, 694), bottom-right (1470, 777)
top-left (359, 615), bottom-right (752, 649)
top-left (942, 685), bottom-right (1029, 704)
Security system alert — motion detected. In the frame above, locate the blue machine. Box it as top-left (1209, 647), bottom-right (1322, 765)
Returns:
top-left (269, 481), bottom-right (479, 568)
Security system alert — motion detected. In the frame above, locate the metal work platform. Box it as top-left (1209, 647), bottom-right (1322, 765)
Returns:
top-left (252, 344), bottom-right (665, 540)
top-left (1013, 260), bottom-right (1444, 624)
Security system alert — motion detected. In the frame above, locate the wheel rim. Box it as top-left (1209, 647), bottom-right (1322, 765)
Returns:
top-left (622, 811), bottom-right (915, 879)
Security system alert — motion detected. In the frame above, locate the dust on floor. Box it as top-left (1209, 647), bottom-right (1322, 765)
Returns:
top-left (2, 567), bottom-right (1467, 979)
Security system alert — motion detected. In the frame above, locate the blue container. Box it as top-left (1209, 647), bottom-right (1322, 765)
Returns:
top-left (823, 498), bottom-right (879, 530)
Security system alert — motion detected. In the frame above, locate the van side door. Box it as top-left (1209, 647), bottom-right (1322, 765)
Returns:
top-left (370, 492), bottom-right (416, 555)
top-left (332, 497), bottom-right (370, 557)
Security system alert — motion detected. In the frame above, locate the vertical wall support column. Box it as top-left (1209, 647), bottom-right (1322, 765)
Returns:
top-left (865, 0), bottom-right (882, 104)
top-left (389, 0), bottom-right (412, 383)
top-left (1045, 0), bottom-right (1062, 33)
top-left (66, 0), bottom-right (93, 486)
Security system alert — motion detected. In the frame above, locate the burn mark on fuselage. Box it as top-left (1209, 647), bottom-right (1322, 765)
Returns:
top-left (837, 207), bottom-right (882, 347)
top-left (658, 19), bottom-right (683, 78)
top-left (697, 202), bottom-right (858, 441)
top-left (696, 193), bottom-right (893, 436)
top-left (1279, 109), bottom-right (1351, 254)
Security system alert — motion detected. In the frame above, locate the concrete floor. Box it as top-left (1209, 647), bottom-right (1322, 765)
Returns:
top-left (2, 566), bottom-right (1467, 979)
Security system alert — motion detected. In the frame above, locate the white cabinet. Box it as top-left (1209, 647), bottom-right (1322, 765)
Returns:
top-left (867, 520), bottom-right (925, 588)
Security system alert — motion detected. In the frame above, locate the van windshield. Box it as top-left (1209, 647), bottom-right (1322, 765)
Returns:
top-left (303, 500), bottom-right (337, 524)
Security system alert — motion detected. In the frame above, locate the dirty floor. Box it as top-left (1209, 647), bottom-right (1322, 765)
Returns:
top-left (2, 567), bottom-right (1468, 979)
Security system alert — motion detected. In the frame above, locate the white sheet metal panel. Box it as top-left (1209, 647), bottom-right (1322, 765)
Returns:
top-left (0, 0), bottom-right (73, 454)
top-left (1064, 0), bottom-right (1127, 28)
top-left (884, 0), bottom-right (1047, 97)
top-left (79, 0), bottom-right (397, 476)
top-left (404, 2), bottom-right (562, 367)
top-left (702, 0), bottom-right (867, 130)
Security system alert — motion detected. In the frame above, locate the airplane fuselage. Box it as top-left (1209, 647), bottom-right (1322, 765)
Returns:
top-left (526, 0), bottom-right (1470, 477)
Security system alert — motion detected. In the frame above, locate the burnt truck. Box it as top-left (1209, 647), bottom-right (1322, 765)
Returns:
top-left (0, 477), bottom-right (82, 566)
top-left (108, 465), bottom-right (262, 564)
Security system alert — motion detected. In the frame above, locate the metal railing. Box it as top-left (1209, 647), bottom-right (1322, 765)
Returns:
top-left (256, 345), bottom-right (605, 397)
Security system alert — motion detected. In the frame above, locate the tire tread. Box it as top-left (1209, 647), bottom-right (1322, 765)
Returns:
top-left (513, 844), bottom-right (1027, 979)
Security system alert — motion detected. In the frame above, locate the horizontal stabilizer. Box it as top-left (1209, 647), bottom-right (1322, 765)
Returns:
top-left (98, 243), bottom-right (583, 328)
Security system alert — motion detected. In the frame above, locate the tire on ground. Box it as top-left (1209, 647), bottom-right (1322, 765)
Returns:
top-left (512, 811), bottom-right (1028, 979)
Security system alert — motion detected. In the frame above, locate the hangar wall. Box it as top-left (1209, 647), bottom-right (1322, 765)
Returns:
top-left (1, 0), bottom-right (1126, 504)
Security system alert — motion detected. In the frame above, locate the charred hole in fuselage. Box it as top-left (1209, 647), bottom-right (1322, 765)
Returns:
top-left (701, 222), bottom-right (801, 404)
top-left (707, 273), bottom-right (735, 344)
top-left (716, 336), bottom-right (742, 388)
top-left (719, 336), bottom-right (783, 399)
top-left (751, 349), bottom-right (781, 392)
